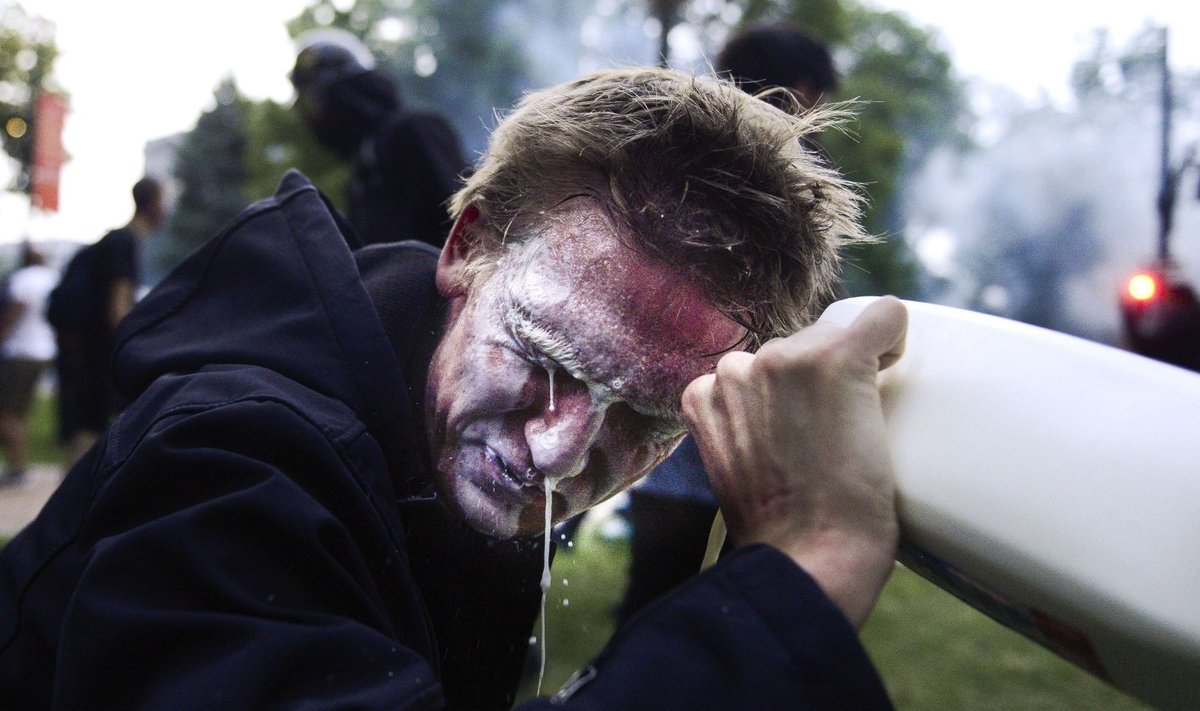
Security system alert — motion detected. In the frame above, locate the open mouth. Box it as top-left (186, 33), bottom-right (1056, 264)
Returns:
top-left (485, 445), bottom-right (541, 490)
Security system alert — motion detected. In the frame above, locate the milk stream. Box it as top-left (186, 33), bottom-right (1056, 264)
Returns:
top-left (537, 477), bottom-right (553, 695)
top-left (536, 367), bottom-right (558, 695)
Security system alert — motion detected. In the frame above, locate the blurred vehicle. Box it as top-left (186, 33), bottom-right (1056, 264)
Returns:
top-left (1119, 263), bottom-right (1200, 371)
top-left (1117, 28), bottom-right (1200, 372)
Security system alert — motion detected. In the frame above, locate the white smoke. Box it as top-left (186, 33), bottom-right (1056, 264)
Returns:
top-left (903, 80), bottom-right (1200, 344)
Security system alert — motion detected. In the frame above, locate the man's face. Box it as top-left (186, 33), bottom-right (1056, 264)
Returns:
top-left (427, 197), bottom-right (744, 538)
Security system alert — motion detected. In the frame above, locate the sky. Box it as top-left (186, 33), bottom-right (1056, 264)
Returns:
top-left (2, 0), bottom-right (1199, 245)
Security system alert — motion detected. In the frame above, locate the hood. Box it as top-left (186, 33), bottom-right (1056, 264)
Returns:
top-left (112, 170), bottom-right (419, 472)
top-left (308, 69), bottom-right (400, 159)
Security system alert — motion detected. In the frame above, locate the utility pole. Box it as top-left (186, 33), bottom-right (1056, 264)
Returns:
top-left (1156, 26), bottom-right (1174, 263)
top-left (650, 0), bottom-right (683, 68)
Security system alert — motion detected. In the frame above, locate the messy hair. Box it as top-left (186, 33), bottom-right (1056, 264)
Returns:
top-left (450, 67), bottom-right (870, 348)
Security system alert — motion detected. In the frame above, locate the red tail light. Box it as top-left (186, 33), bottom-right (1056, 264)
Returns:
top-left (1127, 272), bottom-right (1160, 302)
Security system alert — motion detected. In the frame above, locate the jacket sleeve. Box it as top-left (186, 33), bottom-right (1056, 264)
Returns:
top-left (52, 398), bottom-right (445, 710)
top-left (519, 544), bottom-right (893, 711)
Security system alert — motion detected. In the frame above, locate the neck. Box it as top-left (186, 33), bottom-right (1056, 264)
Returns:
top-left (126, 214), bottom-right (158, 239)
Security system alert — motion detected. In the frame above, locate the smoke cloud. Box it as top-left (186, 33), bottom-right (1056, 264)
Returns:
top-left (903, 81), bottom-right (1200, 345)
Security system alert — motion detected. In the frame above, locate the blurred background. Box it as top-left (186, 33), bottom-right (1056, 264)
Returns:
top-left (3, 0), bottom-right (1198, 346)
top-left (2, 1), bottom-right (1198, 708)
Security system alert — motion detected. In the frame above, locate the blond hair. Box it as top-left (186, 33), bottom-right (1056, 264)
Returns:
top-left (451, 67), bottom-right (869, 347)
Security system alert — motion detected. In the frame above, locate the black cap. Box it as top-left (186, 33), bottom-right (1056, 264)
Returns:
top-left (290, 28), bottom-right (376, 92)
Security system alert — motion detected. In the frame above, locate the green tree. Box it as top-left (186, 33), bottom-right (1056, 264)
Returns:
top-left (242, 98), bottom-right (348, 208)
top-left (160, 79), bottom-right (248, 272)
top-left (0, 1), bottom-right (58, 194)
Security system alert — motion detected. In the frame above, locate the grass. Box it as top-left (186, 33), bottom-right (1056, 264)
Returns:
top-left (23, 389), bottom-right (67, 466)
top-left (862, 567), bottom-right (1149, 710)
top-left (517, 524), bottom-right (1150, 709)
top-left (516, 529), bottom-right (628, 701)
top-left (0, 388), bottom-right (66, 471)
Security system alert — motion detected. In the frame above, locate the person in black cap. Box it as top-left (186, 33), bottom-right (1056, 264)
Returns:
top-left (291, 28), bottom-right (469, 248)
top-left (716, 22), bottom-right (839, 111)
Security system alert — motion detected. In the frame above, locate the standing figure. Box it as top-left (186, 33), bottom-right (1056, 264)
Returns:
top-left (291, 28), bottom-right (470, 248)
top-left (0, 244), bottom-right (58, 487)
top-left (50, 177), bottom-right (165, 463)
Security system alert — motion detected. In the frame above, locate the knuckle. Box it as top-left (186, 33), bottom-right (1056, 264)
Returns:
top-left (751, 340), bottom-right (794, 376)
top-left (713, 351), bottom-right (752, 382)
top-left (754, 328), bottom-right (855, 382)
top-left (681, 376), bottom-right (713, 420)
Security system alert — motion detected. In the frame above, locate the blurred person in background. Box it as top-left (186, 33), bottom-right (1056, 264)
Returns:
top-left (291, 28), bottom-right (470, 249)
top-left (618, 22), bottom-right (843, 624)
top-left (715, 22), bottom-right (840, 111)
top-left (50, 177), bottom-right (165, 464)
top-left (0, 244), bottom-right (58, 488)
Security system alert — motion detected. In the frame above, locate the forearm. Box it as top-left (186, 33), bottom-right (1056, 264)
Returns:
top-left (772, 523), bottom-right (898, 629)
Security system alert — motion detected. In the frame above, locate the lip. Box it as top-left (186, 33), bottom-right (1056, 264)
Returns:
top-left (484, 444), bottom-right (544, 491)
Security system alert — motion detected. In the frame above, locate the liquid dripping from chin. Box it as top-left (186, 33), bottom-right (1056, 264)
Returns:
top-left (546, 365), bottom-right (556, 412)
top-left (537, 477), bottom-right (553, 695)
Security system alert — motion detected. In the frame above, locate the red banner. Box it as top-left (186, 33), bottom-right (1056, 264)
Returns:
top-left (31, 91), bottom-right (68, 212)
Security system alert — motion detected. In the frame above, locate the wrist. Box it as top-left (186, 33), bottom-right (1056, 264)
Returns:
top-left (777, 526), bottom-right (898, 629)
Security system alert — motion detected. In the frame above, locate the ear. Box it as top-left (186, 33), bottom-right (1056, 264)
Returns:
top-left (436, 203), bottom-right (484, 298)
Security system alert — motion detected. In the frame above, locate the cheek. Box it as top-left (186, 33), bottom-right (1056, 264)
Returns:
top-left (627, 437), bottom-right (681, 479)
top-left (570, 437), bottom-right (675, 514)
top-left (598, 424), bottom-right (681, 489)
top-left (444, 361), bottom-right (534, 433)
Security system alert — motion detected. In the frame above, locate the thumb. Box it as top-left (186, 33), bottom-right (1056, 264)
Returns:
top-left (830, 296), bottom-right (908, 371)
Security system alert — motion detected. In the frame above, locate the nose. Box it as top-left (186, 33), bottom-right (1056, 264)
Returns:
top-left (525, 376), bottom-right (606, 483)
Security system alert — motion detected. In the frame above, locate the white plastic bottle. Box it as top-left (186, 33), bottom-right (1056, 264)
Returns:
top-left (821, 297), bottom-right (1200, 711)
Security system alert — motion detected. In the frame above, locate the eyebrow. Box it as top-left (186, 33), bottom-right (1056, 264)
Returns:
top-left (504, 302), bottom-right (588, 375)
top-left (503, 302), bottom-right (686, 425)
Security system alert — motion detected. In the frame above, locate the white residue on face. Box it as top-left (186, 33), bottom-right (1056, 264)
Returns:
top-left (427, 195), bottom-right (743, 539)
top-left (500, 236), bottom-right (648, 417)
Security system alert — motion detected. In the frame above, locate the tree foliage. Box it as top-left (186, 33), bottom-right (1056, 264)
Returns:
top-left (0, 1), bottom-right (58, 193)
top-left (242, 97), bottom-right (348, 208)
top-left (161, 79), bottom-right (248, 271)
top-left (164, 0), bottom-right (966, 303)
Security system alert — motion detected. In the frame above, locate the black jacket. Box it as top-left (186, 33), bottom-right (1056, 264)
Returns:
top-left (0, 172), bottom-right (891, 710)
top-left (350, 109), bottom-right (467, 249)
top-left (309, 67), bottom-right (467, 249)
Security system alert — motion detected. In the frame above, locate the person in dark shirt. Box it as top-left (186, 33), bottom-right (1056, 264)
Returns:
top-left (0, 68), bottom-right (905, 710)
top-left (54, 176), bottom-right (165, 463)
top-left (290, 28), bottom-right (469, 248)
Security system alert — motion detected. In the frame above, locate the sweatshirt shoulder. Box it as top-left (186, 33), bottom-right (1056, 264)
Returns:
top-left (106, 366), bottom-right (370, 469)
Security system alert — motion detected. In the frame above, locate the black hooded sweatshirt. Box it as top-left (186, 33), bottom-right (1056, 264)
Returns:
top-left (0, 172), bottom-right (891, 710)
top-left (311, 69), bottom-right (468, 249)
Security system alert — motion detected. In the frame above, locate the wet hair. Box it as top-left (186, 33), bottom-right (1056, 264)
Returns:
top-left (715, 23), bottom-right (838, 109)
top-left (450, 67), bottom-right (869, 347)
top-left (131, 177), bottom-right (162, 215)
